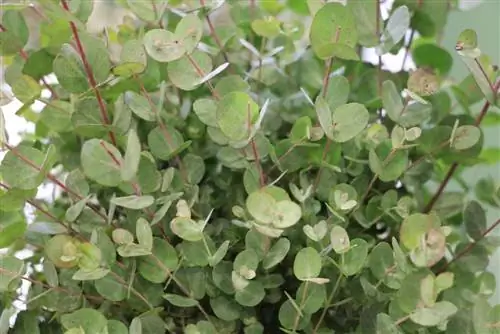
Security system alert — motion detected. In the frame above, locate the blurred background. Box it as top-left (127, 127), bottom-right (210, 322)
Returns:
top-left (1, 0), bottom-right (499, 307)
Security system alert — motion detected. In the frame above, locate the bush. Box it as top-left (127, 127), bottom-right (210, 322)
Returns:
top-left (1, 0), bottom-right (500, 333)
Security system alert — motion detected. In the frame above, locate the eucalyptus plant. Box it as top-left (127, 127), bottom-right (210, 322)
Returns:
top-left (1, 0), bottom-right (500, 333)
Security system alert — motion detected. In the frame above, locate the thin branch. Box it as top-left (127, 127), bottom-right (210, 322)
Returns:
top-left (199, 0), bottom-right (231, 68)
top-left (423, 80), bottom-right (500, 213)
top-left (2, 143), bottom-right (107, 221)
top-left (60, 0), bottom-right (117, 146)
top-left (133, 76), bottom-right (188, 183)
top-left (439, 217), bottom-right (500, 273)
top-left (245, 102), bottom-right (265, 187)
top-left (185, 53), bottom-right (219, 99)
top-left (401, 29), bottom-right (415, 72)
top-left (0, 267), bottom-right (104, 303)
top-left (312, 274), bottom-right (343, 333)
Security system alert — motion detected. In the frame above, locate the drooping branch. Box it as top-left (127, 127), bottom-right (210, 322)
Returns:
top-left (423, 80), bottom-right (500, 213)
top-left (440, 217), bottom-right (500, 272)
top-left (60, 0), bottom-right (117, 146)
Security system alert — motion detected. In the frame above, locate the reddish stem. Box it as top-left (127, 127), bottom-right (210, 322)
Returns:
top-left (60, 0), bottom-right (117, 146)
top-left (439, 217), bottom-right (500, 273)
top-left (247, 103), bottom-right (265, 187)
top-left (199, 0), bottom-right (232, 70)
top-left (423, 80), bottom-right (500, 213)
top-left (185, 53), bottom-right (220, 100)
top-left (3, 143), bottom-right (107, 221)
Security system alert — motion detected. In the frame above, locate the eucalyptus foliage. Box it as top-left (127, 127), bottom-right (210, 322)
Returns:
top-left (1, 0), bottom-right (500, 333)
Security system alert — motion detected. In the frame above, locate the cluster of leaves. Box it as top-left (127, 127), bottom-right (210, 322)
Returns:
top-left (1, 0), bottom-right (500, 333)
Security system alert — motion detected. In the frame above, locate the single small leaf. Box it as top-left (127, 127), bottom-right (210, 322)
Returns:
top-left (111, 195), bottom-right (154, 210)
top-left (410, 301), bottom-right (458, 327)
top-left (143, 29), bottom-right (185, 62)
top-left (81, 139), bottom-right (123, 186)
top-left (121, 129), bottom-right (141, 181)
top-left (294, 247), bottom-right (321, 280)
top-left (72, 267), bottom-right (110, 281)
top-left (136, 218), bottom-right (153, 250)
top-left (330, 225), bottom-right (350, 254)
top-left (209, 240), bottom-right (230, 267)
top-left (463, 200), bottom-right (486, 240)
top-left (451, 125), bottom-right (481, 150)
top-left (168, 51), bottom-right (212, 91)
top-left (174, 13), bottom-right (203, 54)
top-left (123, 91), bottom-right (156, 121)
top-left (310, 3), bottom-right (359, 60)
top-left (163, 293), bottom-right (198, 307)
top-left (170, 217), bottom-right (204, 241)
top-left (60, 308), bottom-right (108, 333)
top-left (262, 238), bottom-right (291, 270)
top-left (342, 238), bottom-right (369, 276)
top-left (331, 103), bottom-right (369, 143)
top-left (217, 91), bottom-right (259, 142)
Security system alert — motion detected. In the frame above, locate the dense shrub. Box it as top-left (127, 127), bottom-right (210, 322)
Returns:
top-left (1, 0), bottom-right (500, 333)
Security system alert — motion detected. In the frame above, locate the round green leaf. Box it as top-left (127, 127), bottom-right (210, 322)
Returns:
top-left (183, 153), bottom-right (205, 185)
top-left (452, 125), bottom-right (481, 150)
top-left (410, 301), bottom-right (458, 327)
top-left (53, 44), bottom-right (88, 93)
top-left (413, 43), bottom-right (453, 75)
top-left (400, 213), bottom-right (440, 250)
top-left (81, 139), bottom-right (123, 186)
top-left (72, 97), bottom-right (108, 138)
top-left (148, 125), bottom-right (185, 160)
top-left (217, 91), bottom-right (259, 142)
top-left (174, 13), bottom-right (203, 54)
top-left (60, 308), bottom-right (107, 333)
top-left (272, 200), bottom-right (302, 229)
top-left (210, 296), bottom-right (241, 321)
top-left (234, 249), bottom-right (259, 273)
top-left (294, 247), bottom-right (321, 280)
top-left (330, 225), bottom-right (350, 254)
top-left (107, 320), bottom-right (128, 334)
top-left (123, 91), bottom-right (156, 121)
top-left (310, 3), bottom-right (358, 60)
top-left (193, 98), bottom-right (218, 127)
top-left (251, 17), bottom-right (281, 38)
top-left (246, 191), bottom-right (276, 224)
top-left (235, 281), bottom-right (265, 307)
top-left (168, 51), bottom-right (212, 91)
top-left (342, 238), bottom-right (368, 276)
top-left (143, 29), bottom-right (184, 62)
top-left (331, 103), bottom-right (369, 142)
top-left (11, 75), bottom-right (41, 103)
top-left (170, 217), bottom-right (204, 242)
top-left (262, 238), bottom-right (290, 270)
